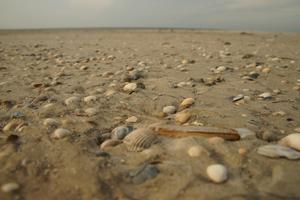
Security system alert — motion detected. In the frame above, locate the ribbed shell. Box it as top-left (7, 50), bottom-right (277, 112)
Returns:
top-left (123, 128), bottom-right (159, 152)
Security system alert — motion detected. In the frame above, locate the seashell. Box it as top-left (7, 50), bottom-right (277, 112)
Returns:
top-left (1, 182), bottom-right (20, 193)
top-left (178, 98), bottom-right (195, 111)
top-left (3, 120), bottom-right (23, 132)
top-left (206, 164), bottom-right (228, 183)
top-left (278, 133), bottom-right (300, 151)
top-left (100, 139), bottom-right (122, 150)
top-left (111, 125), bottom-right (134, 140)
top-left (232, 94), bottom-right (244, 102)
top-left (43, 118), bottom-right (60, 127)
top-left (258, 92), bottom-right (272, 100)
top-left (126, 116), bottom-right (138, 123)
top-left (129, 164), bottom-right (159, 184)
top-left (175, 111), bottom-right (191, 124)
top-left (51, 128), bottom-right (71, 139)
top-left (123, 128), bottom-right (159, 152)
top-left (257, 144), bottom-right (300, 160)
top-left (85, 108), bottom-right (98, 116)
top-left (83, 95), bottom-right (97, 103)
top-left (65, 96), bottom-right (81, 106)
top-left (162, 106), bottom-right (176, 115)
top-left (123, 83), bottom-right (137, 92)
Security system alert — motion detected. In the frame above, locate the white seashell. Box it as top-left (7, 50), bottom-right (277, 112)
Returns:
top-left (179, 98), bottom-right (195, 110)
top-left (65, 96), bottom-right (81, 106)
top-left (51, 128), bottom-right (71, 139)
top-left (43, 118), bottom-right (60, 127)
top-left (100, 139), bottom-right (122, 150)
top-left (278, 133), bottom-right (300, 151)
top-left (258, 92), bottom-right (272, 100)
top-left (163, 106), bottom-right (176, 115)
top-left (206, 164), bottom-right (228, 183)
top-left (257, 144), bottom-right (300, 160)
top-left (111, 126), bottom-right (134, 140)
top-left (85, 108), bottom-right (98, 116)
top-left (1, 182), bottom-right (19, 193)
top-left (123, 83), bottom-right (137, 92)
top-left (123, 128), bottom-right (159, 152)
top-left (83, 95), bottom-right (97, 103)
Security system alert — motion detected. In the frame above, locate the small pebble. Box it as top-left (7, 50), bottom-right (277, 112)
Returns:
top-left (238, 148), bottom-right (248, 156)
top-left (126, 116), bottom-right (138, 123)
top-left (163, 106), bottom-right (177, 115)
top-left (188, 145), bottom-right (204, 157)
top-left (123, 83), bottom-right (137, 92)
top-left (175, 111), bottom-right (191, 124)
top-left (51, 128), bottom-right (71, 139)
top-left (1, 182), bottom-right (19, 193)
top-left (206, 164), bottom-right (228, 183)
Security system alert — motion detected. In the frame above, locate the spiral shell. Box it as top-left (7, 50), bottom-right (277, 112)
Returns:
top-left (123, 128), bottom-right (159, 152)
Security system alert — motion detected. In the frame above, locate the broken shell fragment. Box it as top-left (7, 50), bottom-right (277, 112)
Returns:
top-left (278, 133), bottom-right (300, 151)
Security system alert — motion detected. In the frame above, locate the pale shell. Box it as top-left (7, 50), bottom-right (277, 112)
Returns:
top-left (257, 144), bottom-right (300, 160)
top-left (206, 164), bottom-right (228, 183)
top-left (278, 133), bottom-right (300, 151)
top-left (123, 128), bottom-right (159, 152)
top-left (163, 106), bottom-right (177, 115)
top-left (51, 128), bottom-right (71, 139)
top-left (123, 83), bottom-right (137, 92)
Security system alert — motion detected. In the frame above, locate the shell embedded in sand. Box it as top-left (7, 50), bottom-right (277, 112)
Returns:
top-left (123, 128), bottom-right (159, 152)
top-left (43, 118), bottom-right (60, 127)
top-left (163, 106), bottom-right (176, 115)
top-left (100, 139), bottom-right (122, 150)
top-left (123, 83), bottom-right (137, 92)
top-left (83, 95), bottom-right (97, 103)
top-left (257, 144), bottom-right (300, 160)
top-left (51, 128), bottom-right (71, 139)
top-left (278, 133), bottom-right (300, 151)
top-left (111, 125), bottom-right (134, 140)
top-left (175, 111), bottom-right (191, 124)
top-left (178, 98), bottom-right (195, 111)
top-left (65, 96), bottom-right (81, 106)
top-left (188, 145), bottom-right (206, 157)
top-left (206, 164), bottom-right (228, 183)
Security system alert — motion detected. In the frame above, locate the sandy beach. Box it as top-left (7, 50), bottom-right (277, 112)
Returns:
top-left (1, 29), bottom-right (300, 200)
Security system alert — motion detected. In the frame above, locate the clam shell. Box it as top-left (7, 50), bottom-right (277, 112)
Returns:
top-left (257, 144), bottom-right (300, 160)
top-left (278, 133), bottom-right (300, 151)
top-left (111, 125), bottom-right (134, 140)
top-left (123, 128), bottom-right (159, 152)
top-left (206, 164), bottom-right (228, 183)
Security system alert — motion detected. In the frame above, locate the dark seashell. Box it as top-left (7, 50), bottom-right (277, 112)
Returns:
top-left (111, 125), bottom-right (133, 140)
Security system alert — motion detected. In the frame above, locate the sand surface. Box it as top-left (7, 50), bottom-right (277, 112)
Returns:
top-left (0, 29), bottom-right (300, 200)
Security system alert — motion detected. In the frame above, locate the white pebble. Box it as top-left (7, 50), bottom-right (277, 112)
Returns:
top-left (206, 164), bottom-right (228, 183)
top-left (123, 83), bottom-right (137, 92)
top-left (163, 106), bottom-right (176, 115)
top-left (126, 116), bottom-right (138, 123)
top-left (188, 146), bottom-right (203, 157)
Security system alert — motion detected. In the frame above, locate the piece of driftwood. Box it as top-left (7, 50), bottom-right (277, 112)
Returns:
top-left (149, 123), bottom-right (240, 141)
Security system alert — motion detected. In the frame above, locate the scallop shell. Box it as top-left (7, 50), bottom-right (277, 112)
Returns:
top-left (278, 133), bottom-right (300, 151)
top-left (123, 128), bottom-right (159, 152)
top-left (111, 125), bottom-right (134, 140)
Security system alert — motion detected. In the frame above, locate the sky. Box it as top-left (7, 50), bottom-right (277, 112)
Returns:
top-left (0, 0), bottom-right (300, 32)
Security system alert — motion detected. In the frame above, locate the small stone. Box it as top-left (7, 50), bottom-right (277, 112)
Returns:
top-left (238, 148), bottom-right (248, 156)
top-left (1, 182), bottom-right (19, 193)
top-left (51, 128), bottom-right (71, 139)
top-left (208, 137), bottom-right (225, 145)
top-left (85, 108), bottom-right (98, 116)
top-left (83, 95), bottom-right (97, 103)
top-left (126, 116), bottom-right (138, 123)
top-left (206, 164), bottom-right (228, 183)
top-left (258, 92), bottom-right (272, 100)
top-left (175, 111), bottom-right (191, 124)
top-left (262, 67), bottom-right (271, 73)
top-left (43, 118), bottom-right (60, 127)
top-left (123, 83), bottom-right (137, 92)
top-left (179, 98), bottom-right (195, 111)
top-left (216, 66), bottom-right (227, 73)
top-left (188, 145), bottom-right (205, 157)
top-left (278, 133), bottom-right (300, 151)
top-left (273, 89), bottom-right (281, 94)
top-left (163, 106), bottom-right (176, 115)
top-left (80, 65), bottom-right (88, 70)
top-left (65, 96), bottom-right (81, 106)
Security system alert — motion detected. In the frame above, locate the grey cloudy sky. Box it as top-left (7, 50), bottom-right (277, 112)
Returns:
top-left (0, 0), bottom-right (300, 32)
